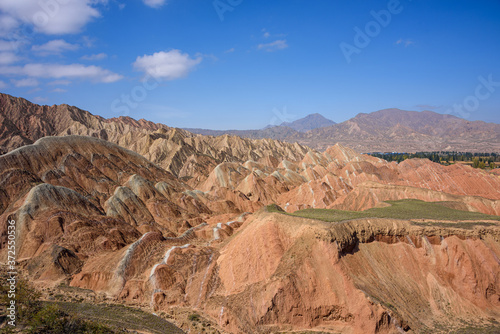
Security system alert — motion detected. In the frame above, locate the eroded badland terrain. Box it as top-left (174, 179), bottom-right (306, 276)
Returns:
top-left (1, 93), bottom-right (500, 333)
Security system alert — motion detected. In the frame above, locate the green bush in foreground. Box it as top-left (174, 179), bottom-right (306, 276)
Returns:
top-left (26, 304), bottom-right (115, 334)
top-left (0, 277), bottom-right (117, 334)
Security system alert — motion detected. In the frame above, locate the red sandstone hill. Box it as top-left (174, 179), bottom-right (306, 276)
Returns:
top-left (1, 93), bottom-right (500, 333)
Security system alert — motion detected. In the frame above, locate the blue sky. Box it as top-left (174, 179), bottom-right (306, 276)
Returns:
top-left (0, 0), bottom-right (499, 129)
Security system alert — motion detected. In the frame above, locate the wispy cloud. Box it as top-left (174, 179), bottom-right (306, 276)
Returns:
top-left (33, 96), bottom-right (48, 103)
top-left (12, 78), bottom-right (39, 87)
top-left (143, 0), bottom-right (167, 8)
top-left (258, 39), bottom-right (288, 52)
top-left (224, 48), bottom-right (235, 53)
top-left (0, 80), bottom-right (7, 89)
top-left (0, 52), bottom-right (18, 64)
top-left (133, 49), bottom-right (202, 80)
top-left (32, 39), bottom-right (79, 56)
top-left (0, 14), bottom-right (18, 35)
top-left (395, 39), bottom-right (414, 47)
top-left (0, 63), bottom-right (123, 83)
top-left (261, 29), bottom-right (286, 40)
top-left (52, 88), bottom-right (67, 93)
top-left (81, 53), bottom-right (108, 61)
top-left (0, 40), bottom-right (21, 52)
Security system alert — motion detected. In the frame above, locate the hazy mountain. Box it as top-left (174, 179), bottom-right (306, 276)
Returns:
top-left (188, 108), bottom-right (500, 152)
top-left (183, 125), bottom-right (300, 140)
top-left (278, 113), bottom-right (336, 132)
top-left (187, 113), bottom-right (335, 138)
top-left (299, 108), bottom-right (500, 152)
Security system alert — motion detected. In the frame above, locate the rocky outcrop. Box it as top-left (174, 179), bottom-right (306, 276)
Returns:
top-left (0, 93), bottom-right (313, 179)
top-left (67, 209), bottom-right (500, 333)
top-left (0, 136), bottom-right (215, 267)
top-left (26, 244), bottom-right (83, 283)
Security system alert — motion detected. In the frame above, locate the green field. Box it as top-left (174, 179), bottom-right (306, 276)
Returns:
top-left (268, 200), bottom-right (500, 224)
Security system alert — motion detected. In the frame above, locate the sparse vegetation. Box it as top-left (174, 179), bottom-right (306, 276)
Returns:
top-left (50, 301), bottom-right (184, 334)
top-left (26, 304), bottom-right (116, 334)
top-left (0, 275), bottom-right (183, 334)
top-left (266, 203), bottom-right (285, 213)
top-left (268, 199), bottom-right (500, 223)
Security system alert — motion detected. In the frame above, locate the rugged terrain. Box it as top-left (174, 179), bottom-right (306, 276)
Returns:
top-left (1, 93), bottom-right (500, 333)
top-left (3, 93), bottom-right (500, 154)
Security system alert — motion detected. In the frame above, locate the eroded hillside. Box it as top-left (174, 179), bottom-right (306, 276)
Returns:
top-left (1, 96), bottom-right (500, 333)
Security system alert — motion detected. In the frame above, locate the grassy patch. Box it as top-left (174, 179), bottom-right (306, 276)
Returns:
top-left (46, 301), bottom-right (184, 334)
top-left (450, 326), bottom-right (500, 334)
top-left (268, 200), bottom-right (500, 223)
top-left (266, 203), bottom-right (285, 213)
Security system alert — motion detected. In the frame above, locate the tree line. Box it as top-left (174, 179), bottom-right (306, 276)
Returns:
top-left (368, 151), bottom-right (499, 169)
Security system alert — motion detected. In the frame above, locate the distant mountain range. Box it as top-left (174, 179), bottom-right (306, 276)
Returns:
top-left (1, 92), bottom-right (499, 153)
top-left (185, 113), bottom-right (336, 137)
top-left (297, 109), bottom-right (500, 152)
top-left (186, 108), bottom-right (500, 152)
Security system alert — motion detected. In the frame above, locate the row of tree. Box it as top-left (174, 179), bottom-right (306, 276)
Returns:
top-left (369, 151), bottom-right (498, 169)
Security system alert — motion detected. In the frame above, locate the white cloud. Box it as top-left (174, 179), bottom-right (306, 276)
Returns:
top-left (0, 51), bottom-right (17, 64)
top-left (52, 88), bottom-right (66, 93)
top-left (0, 14), bottom-right (17, 34)
top-left (81, 36), bottom-right (95, 48)
top-left (81, 52), bottom-right (107, 61)
top-left (0, 0), bottom-right (101, 35)
top-left (224, 48), bottom-right (235, 53)
top-left (12, 78), bottom-right (38, 87)
top-left (133, 49), bottom-right (202, 80)
top-left (143, 0), bottom-right (167, 8)
top-left (257, 39), bottom-right (288, 52)
top-left (0, 39), bottom-right (22, 52)
top-left (32, 39), bottom-right (79, 55)
top-left (0, 63), bottom-right (123, 83)
top-left (0, 80), bottom-right (7, 88)
top-left (396, 39), bottom-right (414, 47)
